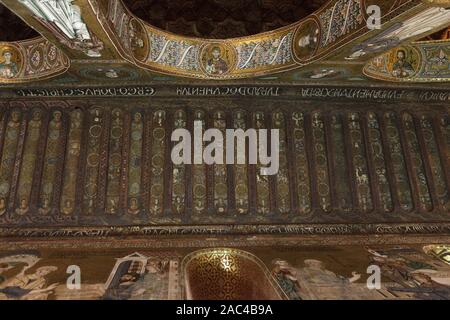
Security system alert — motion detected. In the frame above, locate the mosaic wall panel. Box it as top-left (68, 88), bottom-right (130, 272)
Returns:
top-left (0, 38), bottom-right (69, 83)
top-left (192, 110), bottom-right (207, 216)
top-left (127, 111), bottom-right (144, 215)
top-left (384, 112), bottom-right (414, 212)
top-left (235, 31), bottom-right (294, 70)
top-left (348, 113), bottom-right (373, 213)
top-left (292, 112), bottom-right (311, 215)
top-left (16, 110), bottom-right (43, 215)
top-left (420, 116), bottom-right (450, 211)
top-left (0, 101), bottom-right (448, 228)
top-left (330, 114), bottom-right (352, 212)
top-left (106, 109), bottom-right (125, 214)
top-left (83, 108), bottom-right (105, 215)
top-left (364, 41), bottom-right (450, 82)
top-left (39, 110), bottom-right (65, 215)
top-left (212, 111), bottom-right (228, 214)
top-left (93, 0), bottom-right (426, 79)
top-left (273, 111), bottom-right (290, 214)
top-left (60, 110), bottom-right (83, 216)
top-left (318, 0), bottom-right (364, 47)
top-left (366, 112), bottom-right (393, 213)
top-left (149, 111), bottom-right (166, 216)
top-left (0, 110), bottom-right (22, 214)
top-left (172, 110), bottom-right (187, 215)
top-left (311, 112), bottom-right (332, 213)
top-left (402, 113), bottom-right (433, 212)
top-left (233, 110), bottom-right (249, 215)
top-left (254, 112), bottom-right (270, 215)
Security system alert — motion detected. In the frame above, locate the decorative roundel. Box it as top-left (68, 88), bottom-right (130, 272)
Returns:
top-left (45, 43), bottom-right (59, 66)
top-left (194, 184), bottom-right (206, 198)
top-left (151, 184), bottom-right (163, 197)
top-left (129, 18), bottom-right (149, 62)
top-left (200, 42), bottom-right (237, 77)
top-left (0, 43), bottom-right (23, 80)
top-left (292, 18), bottom-right (321, 63)
top-left (28, 44), bottom-right (45, 71)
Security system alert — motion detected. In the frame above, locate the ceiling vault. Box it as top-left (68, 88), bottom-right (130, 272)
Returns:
top-left (0, 0), bottom-right (447, 83)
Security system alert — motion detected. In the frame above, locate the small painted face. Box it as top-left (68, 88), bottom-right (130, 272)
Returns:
top-left (32, 110), bottom-right (42, 120)
top-left (72, 110), bottom-right (82, 120)
top-left (146, 259), bottom-right (160, 272)
top-left (11, 111), bottom-right (20, 122)
top-left (53, 111), bottom-right (62, 121)
top-left (196, 111), bottom-right (203, 119)
top-left (3, 52), bottom-right (12, 63)
top-left (397, 51), bottom-right (405, 60)
top-left (113, 109), bottom-right (122, 118)
top-left (134, 113), bottom-right (142, 122)
top-left (20, 199), bottom-right (27, 208)
top-left (212, 48), bottom-right (221, 59)
top-left (156, 111), bottom-right (165, 120)
top-left (215, 111), bottom-right (224, 119)
top-left (176, 111), bottom-right (184, 119)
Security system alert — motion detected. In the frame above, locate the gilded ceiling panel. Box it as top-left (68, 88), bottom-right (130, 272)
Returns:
top-left (0, 97), bottom-right (448, 235)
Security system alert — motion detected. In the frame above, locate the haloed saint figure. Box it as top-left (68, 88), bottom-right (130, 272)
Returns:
top-left (392, 49), bottom-right (415, 78)
top-left (205, 46), bottom-right (229, 75)
top-left (0, 50), bottom-right (19, 79)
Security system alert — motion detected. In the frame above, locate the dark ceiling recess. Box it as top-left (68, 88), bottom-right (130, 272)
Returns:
top-left (122, 0), bottom-right (327, 38)
top-left (420, 27), bottom-right (450, 41)
top-left (0, 3), bottom-right (39, 41)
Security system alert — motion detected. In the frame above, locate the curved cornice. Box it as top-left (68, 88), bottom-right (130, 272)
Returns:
top-left (93, 0), bottom-right (447, 80)
top-left (0, 37), bottom-right (70, 83)
top-left (364, 39), bottom-right (450, 82)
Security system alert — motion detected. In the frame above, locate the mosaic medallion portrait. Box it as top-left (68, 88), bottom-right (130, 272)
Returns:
top-left (292, 18), bottom-right (320, 62)
top-left (200, 43), bottom-right (236, 77)
top-left (389, 47), bottom-right (420, 78)
top-left (0, 45), bottom-right (22, 80)
top-left (364, 46), bottom-right (421, 81)
top-left (129, 18), bottom-right (149, 62)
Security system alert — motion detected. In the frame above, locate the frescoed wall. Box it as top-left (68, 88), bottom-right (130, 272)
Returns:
top-left (0, 244), bottom-right (449, 300)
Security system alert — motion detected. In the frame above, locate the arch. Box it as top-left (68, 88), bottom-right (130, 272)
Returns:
top-left (182, 248), bottom-right (287, 300)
